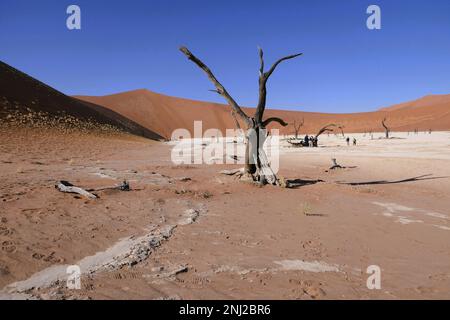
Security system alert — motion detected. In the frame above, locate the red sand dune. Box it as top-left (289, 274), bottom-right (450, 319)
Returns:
top-left (0, 61), bottom-right (163, 140)
top-left (76, 89), bottom-right (450, 139)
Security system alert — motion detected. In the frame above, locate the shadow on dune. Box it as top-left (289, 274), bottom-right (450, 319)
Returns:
top-left (338, 174), bottom-right (449, 186)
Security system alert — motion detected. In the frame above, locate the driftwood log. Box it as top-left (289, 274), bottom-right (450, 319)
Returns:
top-left (55, 180), bottom-right (130, 199)
top-left (55, 181), bottom-right (98, 199)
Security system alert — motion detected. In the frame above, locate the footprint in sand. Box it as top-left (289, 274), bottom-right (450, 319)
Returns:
top-left (0, 264), bottom-right (10, 276)
top-left (301, 239), bottom-right (326, 258)
top-left (111, 270), bottom-right (142, 280)
top-left (0, 226), bottom-right (13, 236)
top-left (289, 279), bottom-right (326, 299)
top-left (1, 240), bottom-right (16, 253)
top-left (186, 275), bottom-right (210, 287)
top-left (32, 252), bottom-right (45, 260)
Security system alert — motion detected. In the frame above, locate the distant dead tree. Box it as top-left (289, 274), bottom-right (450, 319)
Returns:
top-left (337, 125), bottom-right (345, 137)
top-left (180, 46), bottom-right (302, 185)
top-left (287, 123), bottom-right (335, 148)
top-left (382, 117), bottom-right (390, 139)
top-left (292, 118), bottom-right (304, 139)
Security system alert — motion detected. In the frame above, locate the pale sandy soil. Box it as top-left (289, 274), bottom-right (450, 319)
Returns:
top-left (1, 128), bottom-right (449, 300)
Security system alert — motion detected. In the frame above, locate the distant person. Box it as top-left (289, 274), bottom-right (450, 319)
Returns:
top-left (304, 135), bottom-right (309, 147)
top-left (309, 136), bottom-right (314, 147)
top-left (346, 137), bottom-right (350, 146)
top-left (353, 138), bottom-right (357, 146)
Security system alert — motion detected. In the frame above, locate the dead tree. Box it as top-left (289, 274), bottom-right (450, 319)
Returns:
top-left (315, 124), bottom-right (336, 139)
top-left (382, 117), bottom-right (390, 139)
top-left (337, 125), bottom-right (345, 137)
top-left (292, 118), bottom-right (304, 139)
top-left (180, 46), bottom-right (302, 185)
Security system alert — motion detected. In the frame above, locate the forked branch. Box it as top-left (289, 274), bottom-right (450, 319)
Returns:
top-left (255, 48), bottom-right (303, 123)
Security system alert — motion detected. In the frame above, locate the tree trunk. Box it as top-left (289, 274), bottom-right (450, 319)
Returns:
top-left (244, 132), bottom-right (256, 175)
top-left (254, 129), bottom-right (278, 185)
top-left (245, 126), bottom-right (277, 185)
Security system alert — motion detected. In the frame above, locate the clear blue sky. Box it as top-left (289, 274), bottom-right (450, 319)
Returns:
top-left (1, 0), bottom-right (449, 113)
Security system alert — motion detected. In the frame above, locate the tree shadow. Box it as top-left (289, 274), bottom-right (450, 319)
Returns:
top-left (326, 165), bottom-right (358, 172)
top-left (285, 178), bottom-right (324, 189)
top-left (338, 174), bottom-right (449, 186)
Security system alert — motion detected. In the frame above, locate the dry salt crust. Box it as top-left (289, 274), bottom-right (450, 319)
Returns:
top-left (372, 201), bottom-right (449, 230)
top-left (0, 207), bottom-right (206, 300)
top-left (169, 132), bottom-right (450, 167)
top-left (196, 260), bottom-right (343, 279)
top-left (273, 260), bottom-right (340, 273)
top-left (280, 131), bottom-right (450, 160)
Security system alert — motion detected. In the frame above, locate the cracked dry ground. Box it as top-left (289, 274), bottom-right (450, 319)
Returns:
top-left (1, 128), bottom-right (450, 299)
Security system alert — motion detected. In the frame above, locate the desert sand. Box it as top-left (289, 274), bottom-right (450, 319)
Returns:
top-left (1, 61), bottom-right (450, 300)
top-left (1, 126), bottom-right (449, 300)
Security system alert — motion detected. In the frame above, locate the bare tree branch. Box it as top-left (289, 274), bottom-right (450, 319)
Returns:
top-left (315, 124), bottom-right (336, 138)
top-left (231, 110), bottom-right (242, 130)
top-left (258, 46), bottom-right (264, 76)
top-left (265, 53), bottom-right (303, 80)
top-left (208, 88), bottom-right (242, 130)
top-left (254, 49), bottom-right (303, 123)
top-left (179, 46), bottom-right (252, 127)
top-left (208, 89), bottom-right (243, 130)
top-left (262, 117), bottom-right (288, 127)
